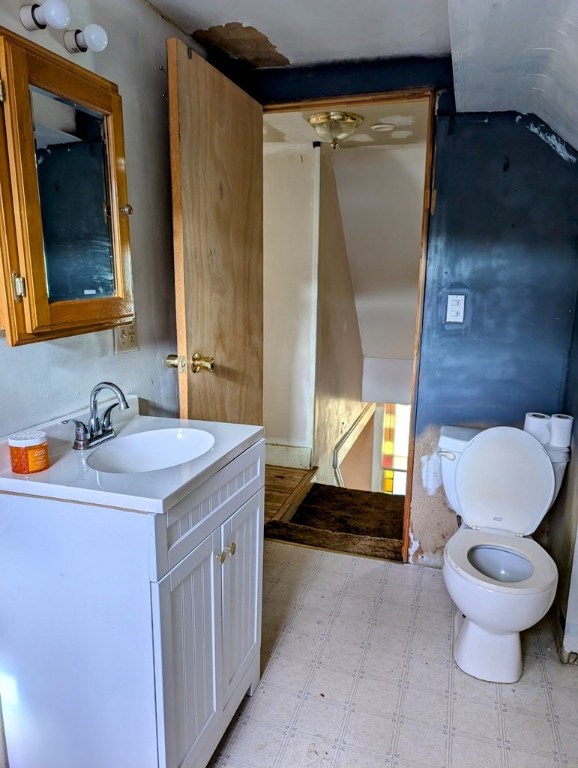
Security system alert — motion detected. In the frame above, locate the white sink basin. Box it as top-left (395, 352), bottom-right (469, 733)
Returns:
top-left (86, 428), bottom-right (215, 473)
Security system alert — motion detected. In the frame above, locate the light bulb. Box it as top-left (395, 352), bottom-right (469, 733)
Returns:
top-left (79, 24), bottom-right (108, 52)
top-left (64, 24), bottom-right (108, 54)
top-left (20, 0), bottom-right (71, 31)
top-left (37, 0), bottom-right (70, 28)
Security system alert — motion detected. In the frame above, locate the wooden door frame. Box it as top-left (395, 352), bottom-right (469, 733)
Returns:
top-left (263, 89), bottom-right (436, 563)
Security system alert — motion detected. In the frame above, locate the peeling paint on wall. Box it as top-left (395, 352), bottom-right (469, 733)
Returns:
top-left (409, 425), bottom-right (458, 567)
top-left (407, 529), bottom-right (422, 559)
top-left (518, 117), bottom-right (577, 164)
top-left (193, 22), bottom-right (289, 67)
top-left (421, 450), bottom-right (442, 496)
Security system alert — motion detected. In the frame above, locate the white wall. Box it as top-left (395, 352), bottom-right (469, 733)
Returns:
top-left (549, 433), bottom-right (578, 657)
top-left (449, 0), bottom-right (578, 156)
top-left (314, 148), bottom-right (365, 484)
top-left (263, 145), bottom-right (318, 467)
top-left (362, 357), bottom-right (414, 404)
top-left (333, 145), bottom-right (426, 404)
top-left (0, 0), bottom-right (193, 434)
top-left (562, 527), bottom-right (578, 657)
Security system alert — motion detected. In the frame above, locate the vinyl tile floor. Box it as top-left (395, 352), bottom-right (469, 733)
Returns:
top-left (209, 541), bottom-right (578, 768)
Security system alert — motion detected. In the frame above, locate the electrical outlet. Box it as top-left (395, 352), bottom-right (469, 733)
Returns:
top-left (114, 320), bottom-right (139, 353)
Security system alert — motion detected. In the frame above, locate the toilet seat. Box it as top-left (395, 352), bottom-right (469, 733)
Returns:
top-left (455, 426), bottom-right (555, 535)
top-left (445, 528), bottom-right (558, 595)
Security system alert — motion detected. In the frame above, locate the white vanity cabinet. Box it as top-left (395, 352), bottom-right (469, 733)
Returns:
top-left (153, 490), bottom-right (263, 768)
top-left (0, 424), bottom-right (264, 768)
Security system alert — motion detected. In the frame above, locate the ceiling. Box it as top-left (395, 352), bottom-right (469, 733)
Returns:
top-left (150, 0), bottom-right (451, 65)
top-left (263, 99), bottom-right (430, 149)
top-left (149, 0), bottom-right (578, 153)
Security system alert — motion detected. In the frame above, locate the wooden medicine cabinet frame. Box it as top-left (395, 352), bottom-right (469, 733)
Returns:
top-left (0, 26), bottom-right (133, 346)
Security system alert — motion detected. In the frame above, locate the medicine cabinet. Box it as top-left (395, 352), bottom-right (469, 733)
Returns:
top-left (0, 26), bottom-right (134, 346)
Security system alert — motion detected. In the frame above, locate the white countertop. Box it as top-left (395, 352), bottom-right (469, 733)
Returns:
top-left (0, 402), bottom-right (263, 513)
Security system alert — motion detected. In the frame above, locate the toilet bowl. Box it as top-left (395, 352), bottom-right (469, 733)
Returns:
top-left (439, 425), bottom-right (567, 683)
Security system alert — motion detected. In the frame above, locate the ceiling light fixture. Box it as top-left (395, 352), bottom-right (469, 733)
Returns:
top-left (64, 23), bottom-right (108, 53)
top-left (308, 111), bottom-right (363, 149)
top-left (20, 0), bottom-right (71, 31)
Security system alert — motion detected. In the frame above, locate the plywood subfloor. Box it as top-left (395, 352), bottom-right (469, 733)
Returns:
top-left (265, 465), bottom-right (316, 523)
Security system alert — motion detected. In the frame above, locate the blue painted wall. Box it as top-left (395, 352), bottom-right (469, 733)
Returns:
top-left (207, 55), bottom-right (454, 105)
top-left (565, 291), bottom-right (578, 417)
top-left (416, 113), bottom-right (578, 433)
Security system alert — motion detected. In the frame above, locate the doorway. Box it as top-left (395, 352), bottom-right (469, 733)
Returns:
top-left (262, 92), bottom-right (434, 561)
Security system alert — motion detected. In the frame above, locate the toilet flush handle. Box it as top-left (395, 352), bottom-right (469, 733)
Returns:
top-left (438, 450), bottom-right (456, 460)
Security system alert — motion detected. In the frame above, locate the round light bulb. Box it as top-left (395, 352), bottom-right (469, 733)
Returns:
top-left (36, 0), bottom-right (71, 29)
top-left (79, 23), bottom-right (108, 52)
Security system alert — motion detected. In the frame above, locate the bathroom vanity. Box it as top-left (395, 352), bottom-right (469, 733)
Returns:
top-left (0, 408), bottom-right (264, 768)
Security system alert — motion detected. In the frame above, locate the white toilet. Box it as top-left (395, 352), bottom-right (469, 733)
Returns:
top-left (438, 425), bottom-right (569, 683)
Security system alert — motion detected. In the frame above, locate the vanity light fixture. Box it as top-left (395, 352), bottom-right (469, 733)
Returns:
top-left (64, 23), bottom-right (108, 53)
top-left (308, 111), bottom-right (363, 149)
top-left (20, 0), bottom-right (71, 31)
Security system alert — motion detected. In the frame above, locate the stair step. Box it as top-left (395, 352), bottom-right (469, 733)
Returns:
top-left (265, 465), bottom-right (317, 523)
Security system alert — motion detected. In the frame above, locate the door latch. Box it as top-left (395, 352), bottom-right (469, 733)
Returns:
top-left (166, 354), bottom-right (187, 373)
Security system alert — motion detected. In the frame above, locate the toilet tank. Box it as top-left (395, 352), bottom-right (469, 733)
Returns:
top-left (544, 445), bottom-right (570, 502)
top-left (438, 426), bottom-right (481, 513)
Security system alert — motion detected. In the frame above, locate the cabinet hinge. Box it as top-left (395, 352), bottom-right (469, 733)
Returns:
top-left (11, 271), bottom-right (26, 301)
top-left (0, 80), bottom-right (4, 103)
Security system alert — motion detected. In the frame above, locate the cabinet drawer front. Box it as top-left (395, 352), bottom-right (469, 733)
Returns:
top-left (163, 440), bottom-right (264, 574)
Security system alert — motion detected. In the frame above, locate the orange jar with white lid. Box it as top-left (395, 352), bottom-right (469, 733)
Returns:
top-left (9, 431), bottom-right (49, 474)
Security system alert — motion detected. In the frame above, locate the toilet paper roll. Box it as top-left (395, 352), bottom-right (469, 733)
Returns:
top-left (549, 414), bottom-right (573, 448)
top-left (524, 412), bottom-right (551, 445)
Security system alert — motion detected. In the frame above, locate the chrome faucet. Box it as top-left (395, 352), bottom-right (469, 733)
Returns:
top-left (64, 381), bottom-right (129, 450)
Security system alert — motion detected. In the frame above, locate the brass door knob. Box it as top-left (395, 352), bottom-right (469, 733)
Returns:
top-left (167, 354), bottom-right (214, 373)
top-left (192, 353), bottom-right (215, 373)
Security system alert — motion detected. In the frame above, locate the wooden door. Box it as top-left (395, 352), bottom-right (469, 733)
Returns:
top-left (168, 40), bottom-right (263, 425)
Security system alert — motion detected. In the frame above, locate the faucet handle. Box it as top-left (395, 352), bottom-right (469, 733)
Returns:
top-left (101, 403), bottom-right (120, 432)
top-left (62, 419), bottom-right (90, 450)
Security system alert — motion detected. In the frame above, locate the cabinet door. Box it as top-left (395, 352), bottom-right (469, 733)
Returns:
top-left (0, 27), bottom-right (133, 345)
top-left (220, 490), bottom-right (264, 705)
top-left (152, 530), bottom-right (223, 768)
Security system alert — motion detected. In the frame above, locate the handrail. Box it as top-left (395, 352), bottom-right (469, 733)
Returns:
top-left (332, 403), bottom-right (376, 486)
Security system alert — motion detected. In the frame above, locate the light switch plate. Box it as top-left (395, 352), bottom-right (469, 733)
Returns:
top-left (446, 294), bottom-right (465, 323)
top-left (114, 320), bottom-right (139, 353)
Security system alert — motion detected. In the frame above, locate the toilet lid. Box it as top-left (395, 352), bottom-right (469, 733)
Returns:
top-left (455, 426), bottom-right (555, 535)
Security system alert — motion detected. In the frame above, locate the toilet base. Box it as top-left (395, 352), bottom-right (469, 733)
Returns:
top-left (453, 614), bottom-right (523, 683)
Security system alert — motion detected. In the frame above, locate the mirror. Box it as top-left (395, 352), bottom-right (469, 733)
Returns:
top-left (32, 87), bottom-right (116, 303)
top-left (0, 26), bottom-right (133, 346)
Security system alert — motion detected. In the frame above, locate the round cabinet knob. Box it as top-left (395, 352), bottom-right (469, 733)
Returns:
top-left (120, 204), bottom-right (134, 216)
